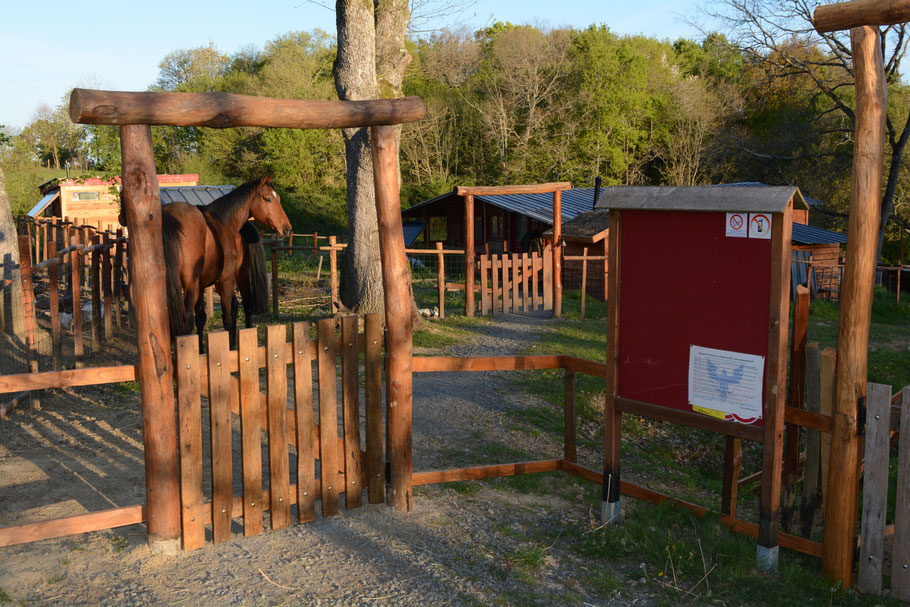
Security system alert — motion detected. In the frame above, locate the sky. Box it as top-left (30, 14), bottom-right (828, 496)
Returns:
top-left (0, 0), bottom-right (705, 131)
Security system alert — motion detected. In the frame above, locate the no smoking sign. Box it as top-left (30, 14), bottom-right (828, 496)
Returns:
top-left (726, 212), bottom-right (772, 239)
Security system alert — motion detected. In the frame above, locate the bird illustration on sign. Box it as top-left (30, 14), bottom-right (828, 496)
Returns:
top-left (706, 360), bottom-right (746, 402)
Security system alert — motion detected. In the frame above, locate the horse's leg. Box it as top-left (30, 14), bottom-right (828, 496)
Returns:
top-left (182, 283), bottom-right (200, 340)
top-left (216, 280), bottom-right (238, 349)
top-left (194, 299), bottom-right (207, 353)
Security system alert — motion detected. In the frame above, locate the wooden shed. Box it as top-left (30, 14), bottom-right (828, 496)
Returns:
top-left (543, 210), bottom-right (610, 301)
top-left (28, 174), bottom-right (200, 228)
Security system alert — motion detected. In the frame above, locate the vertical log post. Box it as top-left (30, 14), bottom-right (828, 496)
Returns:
top-left (824, 26), bottom-right (887, 587)
top-left (371, 125), bottom-right (413, 512)
top-left (436, 241), bottom-right (445, 318)
top-left (329, 235), bottom-right (338, 311)
top-left (464, 193), bottom-right (475, 317)
top-left (17, 235), bottom-right (39, 408)
top-left (120, 124), bottom-right (181, 554)
top-left (553, 190), bottom-right (562, 317)
top-left (603, 210), bottom-right (623, 524)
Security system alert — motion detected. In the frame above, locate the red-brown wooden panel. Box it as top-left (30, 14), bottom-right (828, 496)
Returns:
top-left (238, 328), bottom-right (264, 537)
top-left (207, 331), bottom-right (233, 543)
top-left (293, 322), bottom-right (316, 523)
top-left (266, 324), bottom-right (291, 529)
top-left (317, 319), bottom-right (340, 517)
top-left (176, 335), bottom-right (204, 550)
top-left (364, 314), bottom-right (385, 504)
top-left (341, 315), bottom-right (363, 508)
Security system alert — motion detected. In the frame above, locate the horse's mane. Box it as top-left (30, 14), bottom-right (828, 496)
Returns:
top-left (204, 178), bottom-right (272, 225)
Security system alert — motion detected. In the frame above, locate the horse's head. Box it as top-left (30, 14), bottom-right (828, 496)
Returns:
top-left (250, 176), bottom-right (292, 238)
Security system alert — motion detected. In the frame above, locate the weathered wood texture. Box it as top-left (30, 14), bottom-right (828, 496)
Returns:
top-left (892, 386), bottom-right (910, 600)
top-left (70, 89), bottom-right (426, 128)
top-left (813, 0), bottom-right (910, 33)
top-left (454, 183), bottom-right (571, 196)
top-left (825, 26), bottom-right (888, 587)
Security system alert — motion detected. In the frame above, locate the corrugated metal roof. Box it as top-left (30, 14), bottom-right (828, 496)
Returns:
top-left (26, 191), bottom-right (59, 218)
top-left (792, 222), bottom-right (847, 245)
top-left (160, 185), bottom-right (236, 206)
top-left (595, 185), bottom-right (808, 212)
top-left (402, 221), bottom-right (426, 247)
top-left (403, 188), bottom-right (599, 225)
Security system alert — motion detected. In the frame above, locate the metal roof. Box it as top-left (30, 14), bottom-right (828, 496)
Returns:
top-left (402, 221), bottom-right (426, 247)
top-left (403, 188), bottom-right (600, 225)
top-left (160, 185), bottom-right (236, 206)
top-left (792, 222), bottom-right (847, 245)
top-left (595, 185), bottom-right (808, 213)
top-left (26, 191), bottom-right (60, 218)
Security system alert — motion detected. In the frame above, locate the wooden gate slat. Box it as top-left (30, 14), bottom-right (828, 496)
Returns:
top-left (341, 316), bottom-right (363, 508)
top-left (293, 322), bottom-right (316, 523)
top-left (511, 253), bottom-right (521, 312)
top-left (522, 253), bottom-right (530, 312)
top-left (531, 251), bottom-right (540, 310)
top-left (892, 386), bottom-right (910, 600)
top-left (266, 324), bottom-right (291, 529)
top-left (543, 244), bottom-right (553, 311)
top-left (857, 382), bottom-right (892, 594)
top-left (176, 335), bottom-right (204, 550)
top-left (207, 331), bottom-right (233, 543)
top-left (364, 314), bottom-right (385, 504)
top-left (491, 255), bottom-right (500, 314)
top-left (480, 255), bottom-right (490, 316)
top-left (238, 328), bottom-right (264, 537)
top-left (317, 319), bottom-right (340, 517)
top-left (502, 255), bottom-right (512, 313)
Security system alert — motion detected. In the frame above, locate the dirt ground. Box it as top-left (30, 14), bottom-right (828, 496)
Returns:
top-left (0, 314), bottom-right (660, 606)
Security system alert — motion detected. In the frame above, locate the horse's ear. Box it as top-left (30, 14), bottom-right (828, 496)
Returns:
top-left (260, 175), bottom-right (274, 186)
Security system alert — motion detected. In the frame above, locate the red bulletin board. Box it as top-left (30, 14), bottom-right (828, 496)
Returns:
top-left (616, 209), bottom-right (772, 426)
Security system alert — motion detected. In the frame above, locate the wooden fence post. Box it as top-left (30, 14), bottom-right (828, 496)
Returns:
top-left (17, 235), bottom-right (39, 408)
top-left (721, 436), bottom-right (742, 517)
top-left (824, 26), bottom-right (887, 587)
top-left (114, 228), bottom-right (124, 329)
top-left (120, 123), bottom-right (181, 554)
top-left (102, 231), bottom-right (113, 340)
top-left (364, 314), bottom-right (385, 504)
top-left (553, 190), bottom-right (562, 317)
top-left (47, 240), bottom-right (61, 371)
top-left (580, 247), bottom-right (588, 319)
top-left (781, 285), bottom-right (809, 532)
top-left (436, 241), bottom-right (445, 318)
top-left (329, 235), bottom-right (338, 311)
top-left (371, 124), bottom-right (413, 513)
top-left (71, 220), bottom-right (83, 368)
top-left (465, 194), bottom-right (475, 317)
top-left (90, 234), bottom-right (102, 352)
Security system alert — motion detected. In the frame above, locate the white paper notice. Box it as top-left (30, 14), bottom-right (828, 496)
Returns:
top-left (726, 213), bottom-right (747, 238)
top-left (688, 345), bottom-right (764, 420)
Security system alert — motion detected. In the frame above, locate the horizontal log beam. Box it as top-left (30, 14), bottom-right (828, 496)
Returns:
top-left (785, 406), bottom-right (834, 433)
top-left (412, 460), bottom-right (561, 485)
top-left (813, 0), bottom-right (910, 32)
top-left (69, 89), bottom-right (426, 129)
top-left (0, 505), bottom-right (145, 548)
top-left (411, 355), bottom-right (562, 373)
top-left (454, 183), bottom-right (572, 196)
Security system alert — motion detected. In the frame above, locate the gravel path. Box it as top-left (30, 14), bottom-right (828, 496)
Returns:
top-left (0, 314), bottom-right (653, 606)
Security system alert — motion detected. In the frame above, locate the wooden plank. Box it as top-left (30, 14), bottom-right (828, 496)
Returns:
top-left (782, 285), bottom-right (810, 532)
top-left (543, 244), bottom-right (553, 311)
top-left (329, 235), bottom-right (338, 311)
top-left (813, 0), bottom-right (910, 33)
top-left (341, 315), bottom-right (363, 509)
top-left (857, 382), bottom-right (892, 594)
top-left (293, 322), bottom-right (316, 523)
top-left (801, 343), bottom-right (823, 538)
top-left (102, 232), bottom-right (113, 339)
top-left (364, 314), bottom-right (385, 504)
top-left (0, 504), bottom-right (145, 548)
top-left (18, 236), bottom-right (38, 385)
top-left (238, 328), bottom-right (264, 537)
top-left (580, 247), bottom-right (588, 319)
top-left (523, 253), bottom-right (531, 312)
top-left (464, 194), bottom-right (475, 317)
top-left (512, 253), bottom-right (522, 312)
top-left (317, 318), bottom-right (340, 517)
top-left (480, 254), bottom-right (489, 316)
top-left (891, 386), bottom-right (910, 600)
top-left (176, 335), bottom-right (205, 550)
top-left (0, 365), bottom-right (136, 394)
top-left (70, 221), bottom-right (83, 366)
top-left (531, 251), bottom-right (540, 310)
top-left (564, 369), bottom-right (576, 463)
top-left (207, 330), bottom-right (233, 543)
top-left (721, 436), bottom-right (742, 517)
top-left (113, 228), bottom-right (123, 329)
top-left (820, 348), bottom-right (837, 506)
top-left (492, 255), bottom-right (501, 314)
top-left (47, 240), bottom-right (62, 371)
top-left (412, 460), bottom-right (561, 485)
top-left (502, 254), bottom-right (511, 313)
top-left (411, 355), bottom-right (562, 373)
top-left (454, 183), bottom-right (572, 196)
top-left (603, 211), bottom-right (623, 519)
top-left (266, 324), bottom-right (291, 529)
top-left (553, 190), bottom-right (562, 317)
top-left (90, 234), bottom-right (101, 352)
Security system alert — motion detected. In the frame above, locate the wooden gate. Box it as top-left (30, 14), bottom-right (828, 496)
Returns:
top-left (857, 384), bottom-right (910, 600)
top-left (478, 244), bottom-right (553, 315)
top-left (174, 314), bottom-right (384, 549)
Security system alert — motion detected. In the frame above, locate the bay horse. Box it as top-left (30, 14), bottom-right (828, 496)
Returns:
top-left (163, 177), bottom-right (291, 347)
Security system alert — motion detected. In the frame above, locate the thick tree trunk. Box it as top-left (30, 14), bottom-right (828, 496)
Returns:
top-left (334, 0), bottom-right (412, 316)
top-left (0, 168), bottom-right (28, 376)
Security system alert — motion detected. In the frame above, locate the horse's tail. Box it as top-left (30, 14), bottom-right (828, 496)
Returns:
top-left (162, 213), bottom-right (187, 337)
top-left (239, 222), bottom-right (270, 316)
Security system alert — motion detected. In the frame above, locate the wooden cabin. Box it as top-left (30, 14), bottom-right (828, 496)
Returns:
top-left (28, 174), bottom-right (200, 229)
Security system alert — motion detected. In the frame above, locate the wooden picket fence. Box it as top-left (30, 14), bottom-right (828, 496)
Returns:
top-left (857, 384), bottom-right (909, 600)
top-left (478, 244), bottom-right (553, 315)
top-left (174, 314), bottom-right (385, 549)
